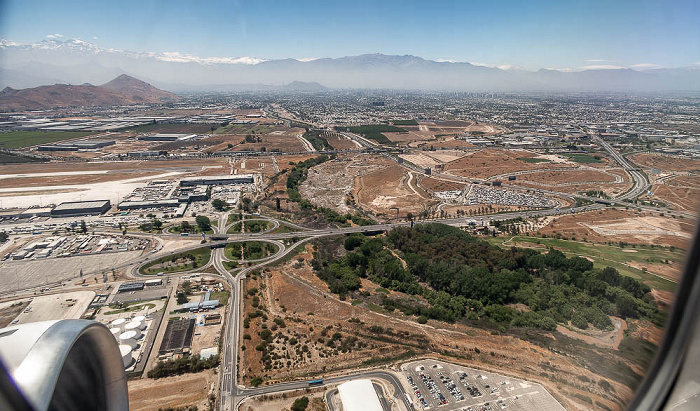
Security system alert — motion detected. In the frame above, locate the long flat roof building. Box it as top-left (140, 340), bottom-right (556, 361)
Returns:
top-left (179, 174), bottom-right (254, 186)
top-left (337, 379), bottom-right (383, 411)
top-left (51, 200), bottom-right (111, 217)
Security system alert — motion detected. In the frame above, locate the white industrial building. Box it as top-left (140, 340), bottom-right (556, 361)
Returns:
top-left (337, 379), bottom-right (383, 411)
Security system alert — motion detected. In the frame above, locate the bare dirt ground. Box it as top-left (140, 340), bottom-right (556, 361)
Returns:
top-left (538, 209), bottom-right (694, 250)
top-left (0, 300), bottom-right (28, 327)
top-left (419, 176), bottom-right (464, 192)
top-left (556, 318), bottom-right (627, 349)
top-left (355, 163), bottom-right (433, 218)
top-left (240, 389), bottom-right (326, 411)
top-left (299, 154), bottom-right (387, 214)
top-left (630, 154), bottom-right (700, 173)
top-left (127, 369), bottom-right (216, 411)
top-left (649, 175), bottom-right (700, 212)
top-left (324, 133), bottom-right (360, 150)
top-left (443, 149), bottom-right (576, 179)
top-left (242, 242), bottom-right (639, 411)
top-left (205, 130), bottom-right (307, 154)
top-left (516, 169), bottom-right (618, 185)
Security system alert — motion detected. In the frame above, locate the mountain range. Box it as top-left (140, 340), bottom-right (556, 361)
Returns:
top-left (1, 38), bottom-right (699, 92)
top-left (0, 74), bottom-right (180, 111)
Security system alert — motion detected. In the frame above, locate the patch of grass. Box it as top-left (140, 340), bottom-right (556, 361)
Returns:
top-left (0, 153), bottom-right (48, 163)
top-left (485, 235), bottom-right (679, 292)
top-left (140, 247), bottom-right (212, 275)
top-left (518, 157), bottom-right (550, 163)
top-left (210, 291), bottom-right (230, 306)
top-left (346, 124), bottom-right (406, 145)
top-left (244, 220), bottom-right (271, 233)
top-left (392, 119), bottom-right (419, 126)
top-left (225, 241), bottom-right (278, 260)
top-left (563, 153), bottom-right (603, 164)
top-left (104, 303), bottom-right (156, 315)
top-left (227, 222), bottom-right (242, 234)
top-left (271, 224), bottom-right (295, 234)
top-left (227, 213), bottom-right (241, 224)
top-left (0, 131), bottom-right (94, 149)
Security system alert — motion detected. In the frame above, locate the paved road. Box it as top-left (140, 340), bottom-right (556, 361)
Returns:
top-left (595, 136), bottom-right (649, 200)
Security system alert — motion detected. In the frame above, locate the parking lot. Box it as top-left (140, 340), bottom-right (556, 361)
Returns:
top-left (401, 359), bottom-right (565, 411)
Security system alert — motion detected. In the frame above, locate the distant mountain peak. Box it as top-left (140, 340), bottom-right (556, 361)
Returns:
top-left (0, 74), bottom-right (180, 111)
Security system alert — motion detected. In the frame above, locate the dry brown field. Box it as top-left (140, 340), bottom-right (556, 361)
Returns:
top-left (539, 209), bottom-right (694, 250)
top-left (355, 164), bottom-right (432, 218)
top-left (443, 149), bottom-right (576, 179)
top-left (630, 154), bottom-right (700, 172)
top-left (649, 175), bottom-right (700, 212)
top-left (324, 133), bottom-right (359, 150)
top-left (127, 369), bottom-right (216, 411)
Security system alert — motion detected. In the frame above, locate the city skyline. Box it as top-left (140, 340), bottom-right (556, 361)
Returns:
top-left (1, 0), bottom-right (699, 71)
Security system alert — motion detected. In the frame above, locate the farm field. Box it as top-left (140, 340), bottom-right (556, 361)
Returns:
top-left (0, 131), bottom-right (95, 148)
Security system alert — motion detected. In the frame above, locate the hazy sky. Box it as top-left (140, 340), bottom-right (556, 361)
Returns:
top-left (1, 0), bottom-right (698, 70)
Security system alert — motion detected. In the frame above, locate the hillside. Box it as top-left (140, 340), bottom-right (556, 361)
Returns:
top-left (0, 74), bottom-right (179, 111)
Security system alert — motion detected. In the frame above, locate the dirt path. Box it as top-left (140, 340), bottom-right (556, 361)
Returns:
top-left (556, 318), bottom-right (627, 349)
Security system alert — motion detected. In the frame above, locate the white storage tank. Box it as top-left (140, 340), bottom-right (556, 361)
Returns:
top-left (131, 316), bottom-right (147, 330)
top-left (119, 344), bottom-right (133, 368)
top-left (124, 321), bottom-right (143, 336)
top-left (109, 327), bottom-right (121, 340)
top-left (111, 318), bottom-right (127, 332)
top-left (118, 331), bottom-right (138, 350)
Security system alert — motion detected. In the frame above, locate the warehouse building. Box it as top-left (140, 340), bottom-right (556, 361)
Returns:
top-left (50, 200), bottom-right (111, 217)
top-left (138, 133), bottom-right (197, 142)
top-left (118, 282), bottom-right (145, 293)
top-left (37, 140), bottom-right (115, 151)
top-left (179, 174), bottom-right (254, 186)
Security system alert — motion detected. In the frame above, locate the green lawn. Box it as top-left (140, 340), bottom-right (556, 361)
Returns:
top-left (140, 247), bottom-right (212, 275)
top-left (518, 157), bottom-right (550, 163)
top-left (485, 235), bottom-right (680, 292)
top-left (210, 291), bottom-right (230, 306)
top-left (225, 241), bottom-right (278, 260)
top-left (0, 131), bottom-right (94, 149)
top-left (391, 119), bottom-right (419, 126)
top-left (347, 125), bottom-right (407, 145)
top-left (563, 153), bottom-right (603, 164)
top-left (227, 213), bottom-right (242, 225)
top-left (270, 224), bottom-right (295, 234)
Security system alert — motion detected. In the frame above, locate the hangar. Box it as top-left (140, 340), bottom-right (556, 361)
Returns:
top-left (50, 200), bottom-right (111, 217)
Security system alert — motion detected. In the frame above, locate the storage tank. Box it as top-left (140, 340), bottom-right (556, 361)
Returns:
top-left (111, 318), bottom-right (127, 332)
top-left (109, 327), bottom-right (121, 340)
top-left (119, 344), bottom-right (133, 368)
top-left (124, 321), bottom-right (143, 336)
top-left (118, 331), bottom-right (138, 350)
top-left (131, 316), bottom-right (147, 330)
